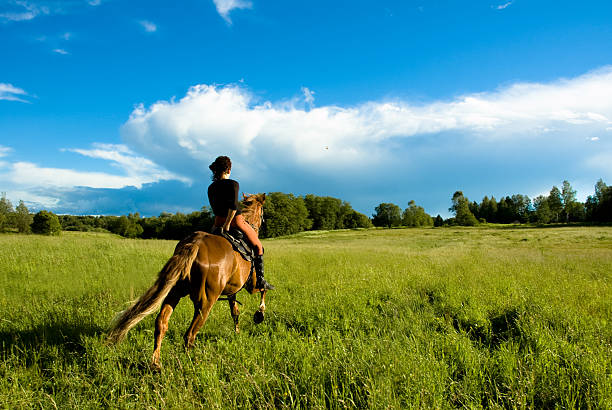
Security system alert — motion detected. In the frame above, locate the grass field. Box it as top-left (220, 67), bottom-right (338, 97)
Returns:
top-left (0, 226), bottom-right (610, 408)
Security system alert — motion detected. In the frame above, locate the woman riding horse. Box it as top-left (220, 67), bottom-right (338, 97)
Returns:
top-left (106, 191), bottom-right (270, 370)
top-left (208, 155), bottom-right (274, 291)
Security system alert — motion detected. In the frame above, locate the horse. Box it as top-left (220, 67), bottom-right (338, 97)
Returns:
top-left (106, 193), bottom-right (268, 370)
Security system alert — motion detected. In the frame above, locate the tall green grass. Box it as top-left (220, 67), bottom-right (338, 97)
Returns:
top-left (0, 227), bottom-right (610, 408)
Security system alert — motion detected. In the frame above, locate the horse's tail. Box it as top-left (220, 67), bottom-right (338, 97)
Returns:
top-left (106, 232), bottom-right (205, 344)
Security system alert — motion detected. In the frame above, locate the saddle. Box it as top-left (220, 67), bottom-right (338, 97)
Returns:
top-left (211, 227), bottom-right (255, 262)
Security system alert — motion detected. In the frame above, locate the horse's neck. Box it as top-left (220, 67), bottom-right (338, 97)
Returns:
top-left (242, 209), bottom-right (261, 231)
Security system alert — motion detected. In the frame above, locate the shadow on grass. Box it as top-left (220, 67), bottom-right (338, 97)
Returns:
top-left (424, 288), bottom-right (525, 350)
top-left (0, 319), bottom-right (104, 355)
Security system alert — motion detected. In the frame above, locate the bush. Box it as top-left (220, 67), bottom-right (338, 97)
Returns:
top-left (31, 210), bottom-right (62, 235)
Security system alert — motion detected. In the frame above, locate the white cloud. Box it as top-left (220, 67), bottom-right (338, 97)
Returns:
top-left (0, 83), bottom-right (29, 102)
top-left (66, 143), bottom-right (189, 184)
top-left (0, 144), bottom-right (191, 212)
top-left (0, 144), bottom-right (187, 195)
top-left (590, 137), bottom-right (600, 141)
top-left (0, 146), bottom-right (13, 157)
top-left (139, 20), bottom-right (157, 33)
top-left (1, 0), bottom-right (102, 22)
top-left (301, 86), bottom-right (315, 108)
top-left (0, 0), bottom-right (48, 21)
top-left (6, 161), bottom-right (148, 190)
top-left (121, 66), bottom-right (612, 182)
top-left (53, 48), bottom-right (69, 55)
top-left (495, 1), bottom-right (513, 10)
top-left (212, 0), bottom-right (252, 23)
top-left (4, 189), bottom-right (60, 209)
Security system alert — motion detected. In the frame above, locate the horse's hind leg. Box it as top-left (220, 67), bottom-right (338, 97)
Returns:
top-left (228, 295), bottom-right (240, 333)
top-left (184, 295), bottom-right (218, 349)
top-left (151, 286), bottom-right (185, 370)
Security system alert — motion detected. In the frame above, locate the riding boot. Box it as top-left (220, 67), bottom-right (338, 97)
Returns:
top-left (254, 254), bottom-right (275, 290)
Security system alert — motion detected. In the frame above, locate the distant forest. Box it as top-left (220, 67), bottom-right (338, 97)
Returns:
top-left (1, 179), bottom-right (611, 239)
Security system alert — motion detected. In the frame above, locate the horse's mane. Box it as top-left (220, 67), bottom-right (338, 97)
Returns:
top-left (240, 193), bottom-right (265, 229)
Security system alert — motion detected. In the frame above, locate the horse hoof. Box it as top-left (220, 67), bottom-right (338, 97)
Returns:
top-left (253, 311), bottom-right (264, 324)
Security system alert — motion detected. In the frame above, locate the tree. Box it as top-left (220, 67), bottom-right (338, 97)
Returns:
top-left (0, 193), bottom-right (14, 232)
top-left (31, 210), bottom-right (62, 235)
top-left (496, 196), bottom-right (513, 223)
top-left (567, 201), bottom-right (586, 222)
top-left (533, 195), bottom-right (552, 224)
top-left (483, 196), bottom-right (498, 223)
top-left (548, 186), bottom-right (563, 223)
top-left (559, 180), bottom-right (586, 222)
top-left (468, 201), bottom-right (480, 220)
top-left (433, 214), bottom-right (444, 227)
top-left (372, 203), bottom-right (402, 228)
top-left (343, 210), bottom-right (373, 229)
top-left (585, 179), bottom-right (612, 222)
top-left (262, 192), bottom-right (312, 238)
top-left (303, 195), bottom-right (355, 230)
top-left (478, 196), bottom-right (491, 223)
top-left (510, 194), bottom-right (531, 223)
top-left (402, 200), bottom-right (433, 227)
top-left (14, 200), bottom-right (33, 233)
top-left (450, 191), bottom-right (478, 226)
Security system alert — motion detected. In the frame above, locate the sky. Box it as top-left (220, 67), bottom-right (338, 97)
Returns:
top-left (1, 0), bottom-right (612, 218)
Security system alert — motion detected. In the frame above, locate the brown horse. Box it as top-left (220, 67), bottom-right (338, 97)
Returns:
top-left (106, 193), bottom-right (268, 370)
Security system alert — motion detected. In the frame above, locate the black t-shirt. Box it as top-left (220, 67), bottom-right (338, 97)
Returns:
top-left (208, 179), bottom-right (242, 216)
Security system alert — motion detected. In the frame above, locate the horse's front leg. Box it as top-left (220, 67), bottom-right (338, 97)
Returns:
top-left (228, 295), bottom-right (240, 333)
top-left (253, 290), bottom-right (266, 324)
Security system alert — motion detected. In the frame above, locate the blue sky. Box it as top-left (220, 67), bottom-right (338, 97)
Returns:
top-left (1, 0), bottom-right (612, 217)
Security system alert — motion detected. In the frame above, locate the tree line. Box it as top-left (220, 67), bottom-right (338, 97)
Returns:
top-left (370, 200), bottom-right (434, 228)
top-left (437, 179), bottom-right (612, 226)
top-left (1, 178), bottom-right (611, 238)
top-left (0, 192), bottom-right (372, 239)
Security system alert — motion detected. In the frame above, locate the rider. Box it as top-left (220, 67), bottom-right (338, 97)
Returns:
top-left (207, 155), bottom-right (274, 291)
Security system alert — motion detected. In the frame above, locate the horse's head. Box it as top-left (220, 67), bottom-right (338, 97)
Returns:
top-left (241, 193), bottom-right (266, 232)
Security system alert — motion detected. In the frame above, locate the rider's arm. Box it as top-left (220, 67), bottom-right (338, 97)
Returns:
top-left (222, 209), bottom-right (236, 231)
top-left (222, 180), bottom-right (240, 231)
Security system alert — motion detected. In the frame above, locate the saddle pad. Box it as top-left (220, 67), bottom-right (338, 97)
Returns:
top-left (211, 227), bottom-right (255, 262)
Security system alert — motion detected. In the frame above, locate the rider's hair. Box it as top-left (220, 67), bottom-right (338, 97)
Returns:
top-left (209, 156), bottom-right (232, 181)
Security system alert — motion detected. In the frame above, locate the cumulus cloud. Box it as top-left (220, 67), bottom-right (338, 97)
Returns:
top-left (0, 143), bottom-right (188, 211)
top-left (0, 83), bottom-right (29, 102)
top-left (139, 20), bottom-right (157, 33)
top-left (212, 0), bottom-right (252, 23)
top-left (121, 66), bottom-right (612, 187)
top-left (5, 161), bottom-right (150, 190)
